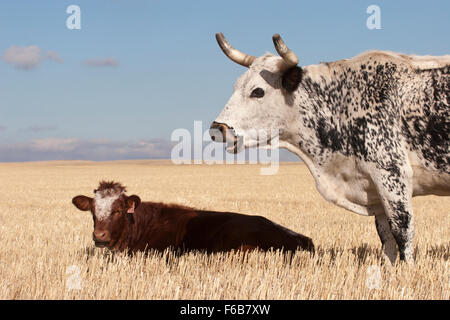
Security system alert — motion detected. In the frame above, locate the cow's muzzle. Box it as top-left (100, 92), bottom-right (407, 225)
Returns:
top-left (209, 122), bottom-right (243, 153)
top-left (209, 122), bottom-right (230, 142)
top-left (93, 229), bottom-right (111, 247)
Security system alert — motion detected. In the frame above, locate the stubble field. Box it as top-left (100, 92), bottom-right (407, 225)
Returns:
top-left (0, 160), bottom-right (448, 299)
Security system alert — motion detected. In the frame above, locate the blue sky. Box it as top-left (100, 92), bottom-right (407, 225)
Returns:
top-left (0, 0), bottom-right (449, 161)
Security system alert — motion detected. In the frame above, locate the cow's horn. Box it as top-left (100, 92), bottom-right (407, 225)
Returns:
top-left (216, 32), bottom-right (256, 68)
top-left (272, 34), bottom-right (299, 67)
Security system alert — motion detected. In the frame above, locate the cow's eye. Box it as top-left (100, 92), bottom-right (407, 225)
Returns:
top-left (250, 87), bottom-right (265, 98)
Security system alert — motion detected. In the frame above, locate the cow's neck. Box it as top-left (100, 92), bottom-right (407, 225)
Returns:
top-left (111, 204), bottom-right (157, 251)
top-left (284, 62), bottom-right (348, 163)
top-left (279, 63), bottom-right (368, 212)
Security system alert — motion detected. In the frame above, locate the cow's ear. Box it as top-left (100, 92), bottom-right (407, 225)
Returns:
top-left (126, 195), bottom-right (141, 213)
top-left (72, 195), bottom-right (93, 211)
top-left (281, 66), bottom-right (303, 92)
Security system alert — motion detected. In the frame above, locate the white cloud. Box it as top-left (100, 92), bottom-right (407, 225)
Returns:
top-left (0, 138), bottom-right (173, 162)
top-left (30, 138), bottom-right (79, 152)
top-left (2, 45), bottom-right (63, 70)
top-left (3, 45), bottom-right (41, 70)
top-left (82, 58), bottom-right (120, 67)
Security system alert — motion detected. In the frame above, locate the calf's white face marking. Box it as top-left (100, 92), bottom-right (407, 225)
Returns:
top-left (94, 191), bottom-right (123, 221)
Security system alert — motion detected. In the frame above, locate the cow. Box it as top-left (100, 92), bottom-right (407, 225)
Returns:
top-left (209, 32), bottom-right (450, 264)
top-left (71, 181), bottom-right (314, 254)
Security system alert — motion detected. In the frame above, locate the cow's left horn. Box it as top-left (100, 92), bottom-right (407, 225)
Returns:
top-left (272, 34), bottom-right (299, 67)
top-left (216, 32), bottom-right (256, 68)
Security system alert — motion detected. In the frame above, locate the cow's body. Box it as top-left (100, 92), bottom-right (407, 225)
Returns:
top-left (283, 51), bottom-right (450, 216)
top-left (72, 181), bottom-right (314, 254)
top-left (211, 33), bottom-right (449, 264)
top-left (121, 202), bottom-right (314, 253)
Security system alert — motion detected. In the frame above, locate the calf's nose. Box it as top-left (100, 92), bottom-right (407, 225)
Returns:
top-left (93, 230), bottom-right (109, 242)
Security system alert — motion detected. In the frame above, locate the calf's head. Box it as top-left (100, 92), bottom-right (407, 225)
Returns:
top-left (72, 181), bottom-right (141, 248)
top-left (210, 33), bottom-right (306, 153)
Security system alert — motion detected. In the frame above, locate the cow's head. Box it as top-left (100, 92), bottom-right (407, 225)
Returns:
top-left (72, 181), bottom-right (141, 249)
top-left (210, 33), bottom-right (305, 153)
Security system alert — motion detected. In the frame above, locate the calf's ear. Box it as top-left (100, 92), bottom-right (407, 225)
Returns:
top-left (281, 66), bottom-right (303, 92)
top-left (72, 195), bottom-right (93, 211)
top-left (126, 195), bottom-right (141, 213)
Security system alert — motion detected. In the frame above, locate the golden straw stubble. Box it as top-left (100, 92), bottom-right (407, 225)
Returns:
top-left (0, 160), bottom-right (448, 299)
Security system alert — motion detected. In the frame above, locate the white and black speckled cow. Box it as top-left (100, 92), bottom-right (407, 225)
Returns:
top-left (210, 33), bottom-right (450, 264)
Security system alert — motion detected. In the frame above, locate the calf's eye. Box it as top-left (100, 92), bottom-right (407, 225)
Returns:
top-left (250, 87), bottom-right (265, 98)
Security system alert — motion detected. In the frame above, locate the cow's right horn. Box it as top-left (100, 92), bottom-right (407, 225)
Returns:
top-left (216, 32), bottom-right (256, 68)
top-left (272, 34), bottom-right (299, 67)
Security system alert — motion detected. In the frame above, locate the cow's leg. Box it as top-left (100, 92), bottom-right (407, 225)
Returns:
top-left (375, 213), bottom-right (398, 264)
top-left (382, 198), bottom-right (415, 263)
top-left (372, 166), bottom-right (415, 264)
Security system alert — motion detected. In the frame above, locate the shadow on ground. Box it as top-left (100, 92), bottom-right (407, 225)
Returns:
top-left (78, 242), bottom-right (449, 269)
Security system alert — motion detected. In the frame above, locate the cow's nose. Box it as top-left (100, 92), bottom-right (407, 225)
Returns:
top-left (93, 230), bottom-right (110, 242)
top-left (210, 121), bottom-right (230, 142)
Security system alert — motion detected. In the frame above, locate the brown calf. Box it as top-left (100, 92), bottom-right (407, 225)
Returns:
top-left (72, 181), bottom-right (314, 254)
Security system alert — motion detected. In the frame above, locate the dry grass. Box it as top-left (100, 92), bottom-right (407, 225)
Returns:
top-left (0, 160), bottom-right (448, 299)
